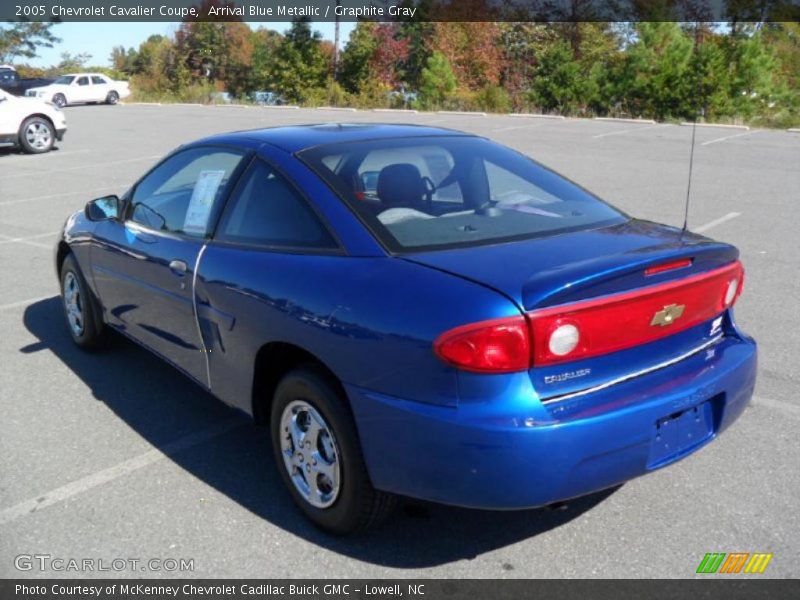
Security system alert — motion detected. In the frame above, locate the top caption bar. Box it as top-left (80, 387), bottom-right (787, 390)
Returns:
top-left (5, 0), bottom-right (800, 23)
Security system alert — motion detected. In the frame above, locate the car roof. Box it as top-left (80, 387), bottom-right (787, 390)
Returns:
top-left (190, 123), bottom-right (474, 153)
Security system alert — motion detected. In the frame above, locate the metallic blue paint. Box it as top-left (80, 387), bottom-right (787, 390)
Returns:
top-left (58, 125), bottom-right (757, 510)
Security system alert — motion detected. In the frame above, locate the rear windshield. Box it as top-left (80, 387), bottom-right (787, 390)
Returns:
top-left (299, 136), bottom-right (626, 252)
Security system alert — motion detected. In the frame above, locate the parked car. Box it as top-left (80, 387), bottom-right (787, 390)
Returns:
top-left (0, 68), bottom-right (54, 97)
top-left (26, 73), bottom-right (130, 107)
top-left (209, 91), bottom-right (233, 104)
top-left (250, 90), bottom-right (285, 106)
top-left (56, 125), bottom-right (756, 534)
top-left (0, 88), bottom-right (66, 153)
top-left (388, 87), bottom-right (418, 107)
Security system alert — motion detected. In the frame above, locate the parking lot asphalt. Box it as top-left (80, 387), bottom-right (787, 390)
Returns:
top-left (0, 105), bottom-right (798, 578)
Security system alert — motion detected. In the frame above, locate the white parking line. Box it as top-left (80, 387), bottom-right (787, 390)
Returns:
top-left (2, 155), bottom-right (162, 180)
top-left (0, 295), bottom-right (54, 312)
top-left (0, 185), bottom-right (119, 206)
top-left (593, 124), bottom-right (670, 139)
top-left (0, 231), bottom-right (57, 249)
top-left (492, 123), bottom-right (544, 133)
top-left (701, 130), bottom-right (758, 146)
top-left (0, 149), bottom-right (93, 164)
top-left (0, 417), bottom-right (245, 526)
top-left (692, 212), bottom-right (742, 234)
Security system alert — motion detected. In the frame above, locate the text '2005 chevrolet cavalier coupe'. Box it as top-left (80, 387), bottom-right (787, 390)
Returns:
top-left (56, 124), bottom-right (756, 533)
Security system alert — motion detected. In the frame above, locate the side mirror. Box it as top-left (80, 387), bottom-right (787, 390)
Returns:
top-left (361, 171), bottom-right (379, 194)
top-left (85, 195), bottom-right (120, 221)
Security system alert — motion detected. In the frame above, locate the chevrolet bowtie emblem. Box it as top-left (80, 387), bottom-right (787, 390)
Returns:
top-left (651, 303), bottom-right (686, 327)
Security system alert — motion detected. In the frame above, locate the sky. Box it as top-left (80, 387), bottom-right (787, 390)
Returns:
top-left (27, 21), bottom-right (357, 67)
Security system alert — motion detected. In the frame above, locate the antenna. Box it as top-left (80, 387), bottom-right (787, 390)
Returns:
top-left (682, 116), bottom-right (697, 233)
top-left (682, 21), bottom-right (701, 236)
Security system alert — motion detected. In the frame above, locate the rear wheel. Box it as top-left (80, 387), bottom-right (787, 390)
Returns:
top-left (106, 91), bottom-right (119, 105)
top-left (18, 117), bottom-right (54, 154)
top-left (270, 367), bottom-right (395, 534)
top-left (60, 254), bottom-right (106, 350)
top-left (52, 93), bottom-right (66, 108)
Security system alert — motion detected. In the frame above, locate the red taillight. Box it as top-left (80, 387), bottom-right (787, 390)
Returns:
top-left (434, 316), bottom-right (530, 373)
top-left (434, 261), bottom-right (744, 372)
top-left (645, 258), bottom-right (693, 276)
top-left (529, 261), bottom-right (744, 365)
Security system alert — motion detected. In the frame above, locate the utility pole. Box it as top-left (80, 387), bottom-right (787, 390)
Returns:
top-left (332, 0), bottom-right (341, 80)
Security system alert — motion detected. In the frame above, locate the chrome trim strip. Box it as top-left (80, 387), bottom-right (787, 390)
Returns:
top-left (541, 334), bottom-right (724, 405)
top-left (192, 243), bottom-right (212, 389)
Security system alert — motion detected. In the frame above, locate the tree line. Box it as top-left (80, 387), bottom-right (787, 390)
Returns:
top-left (2, 19), bottom-right (798, 127)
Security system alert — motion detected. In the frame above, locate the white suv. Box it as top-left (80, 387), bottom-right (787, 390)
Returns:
top-left (0, 89), bottom-right (67, 153)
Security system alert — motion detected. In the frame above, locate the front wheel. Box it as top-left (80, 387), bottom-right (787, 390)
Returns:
top-left (270, 367), bottom-right (395, 534)
top-left (60, 254), bottom-right (106, 350)
top-left (52, 93), bottom-right (66, 108)
top-left (18, 117), bottom-right (54, 154)
top-left (106, 91), bottom-right (119, 105)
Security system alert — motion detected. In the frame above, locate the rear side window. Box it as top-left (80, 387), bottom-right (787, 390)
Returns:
top-left (216, 160), bottom-right (336, 250)
top-left (129, 147), bottom-right (245, 237)
top-left (91, 76), bottom-right (108, 84)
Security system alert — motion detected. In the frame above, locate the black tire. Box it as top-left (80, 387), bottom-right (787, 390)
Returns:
top-left (52, 93), bottom-right (66, 108)
top-left (106, 91), bottom-right (119, 105)
top-left (59, 254), bottom-right (106, 350)
top-left (18, 117), bottom-right (54, 154)
top-left (270, 367), bottom-right (395, 534)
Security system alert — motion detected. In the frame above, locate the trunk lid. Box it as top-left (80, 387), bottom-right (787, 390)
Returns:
top-left (404, 219), bottom-right (740, 403)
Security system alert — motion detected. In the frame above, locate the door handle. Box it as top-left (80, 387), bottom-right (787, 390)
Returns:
top-left (169, 259), bottom-right (188, 276)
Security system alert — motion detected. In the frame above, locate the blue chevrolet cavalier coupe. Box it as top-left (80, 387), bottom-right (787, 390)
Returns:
top-left (56, 125), bottom-right (757, 533)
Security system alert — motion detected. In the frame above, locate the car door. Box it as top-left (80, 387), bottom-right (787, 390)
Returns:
top-left (70, 76), bottom-right (92, 102)
top-left (194, 156), bottom-right (343, 407)
top-left (0, 91), bottom-right (15, 137)
top-left (90, 75), bottom-right (109, 101)
top-left (90, 146), bottom-right (249, 385)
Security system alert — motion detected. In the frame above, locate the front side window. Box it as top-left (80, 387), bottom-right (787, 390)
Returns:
top-left (76, 77), bottom-right (89, 86)
top-left (300, 136), bottom-right (626, 252)
top-left (129, 147), bottom-right (245, 237)
top-left (216, 160), bottom-right (336, 249)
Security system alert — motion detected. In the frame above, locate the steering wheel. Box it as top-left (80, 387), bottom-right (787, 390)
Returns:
top-left (421, 176), bottom-right (436, 211)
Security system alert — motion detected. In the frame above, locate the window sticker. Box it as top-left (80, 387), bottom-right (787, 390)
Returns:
top-left (183, 170), bottom-right (226, 234)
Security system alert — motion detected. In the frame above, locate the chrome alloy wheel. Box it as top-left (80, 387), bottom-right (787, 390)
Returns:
top-left (62, 271), bottom-right (85, 336)
top-left (25, 121), bottom-right (52, 150)
top-left (279, 400), bottom-right (341, 508)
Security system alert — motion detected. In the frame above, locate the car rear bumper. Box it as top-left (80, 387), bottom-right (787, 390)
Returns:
top-left (347, 333), bottom-right (757, 509)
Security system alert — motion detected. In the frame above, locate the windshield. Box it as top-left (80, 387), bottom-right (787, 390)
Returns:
top-left (300, 136), bottom-right (626, 252)
top-left (53, 76), bottom-right (75, 85)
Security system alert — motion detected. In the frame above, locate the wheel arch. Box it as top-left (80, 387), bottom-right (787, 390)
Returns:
top-left (251, 341), bottom-right (348, 426)
top-left (19, 113), bottom-right (55, 135)
top-left (55, 240), bottom-right (71, 276)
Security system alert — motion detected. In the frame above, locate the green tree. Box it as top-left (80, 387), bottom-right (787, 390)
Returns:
top-left (419, 51), bottom-right (457, 108)
top-left (0, 23), bottom-right (60, 63)
top-left (339, 22), bottom-right (378, 94)
top-left (727, 30), bottom-right (778, 119)
top-left (110, 46), bottom-right (138, 75)
top-left (268, 19), bottom-right (327, 102)
top-left (249, 27), bottom-right (283, 91)
top-left (530, 41), bottom-right (583, 113)
top-left (620, 22), bottom-right (695, 119)
top-left (397, 16), bottom-right (434, 89)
